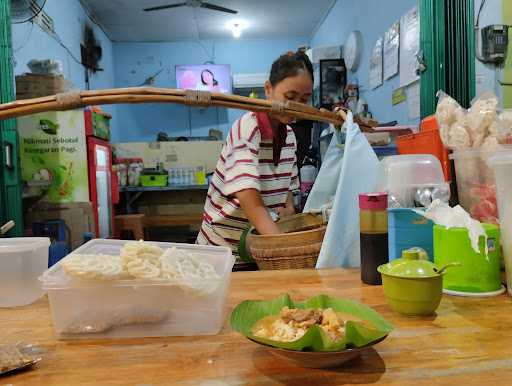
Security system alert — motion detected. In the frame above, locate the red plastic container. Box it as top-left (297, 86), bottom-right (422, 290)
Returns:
top-left (396, 116), bottom-right (451, 181)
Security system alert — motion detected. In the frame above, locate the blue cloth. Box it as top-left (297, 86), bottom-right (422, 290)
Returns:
top-left (305, 113), bottom-right (379, 268)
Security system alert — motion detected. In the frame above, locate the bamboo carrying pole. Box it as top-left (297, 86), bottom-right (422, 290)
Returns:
top-left (0, 87), bottom-right (378, 129)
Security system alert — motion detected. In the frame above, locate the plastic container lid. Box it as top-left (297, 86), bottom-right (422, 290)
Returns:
top-left (449, 146), bottom-right (512, 161)
top-left (0, 237), bottom-right (50, 253)
top-left (377, 154), bottom-right (446, 189)
top-left (449, 148), bottom-right (492, 160)
top-left (487, 151), bottom-right (512, 166)
top-left (359, 193), bottom-right (388, 210)
top-left (378, 247), bottom-right (440, 278)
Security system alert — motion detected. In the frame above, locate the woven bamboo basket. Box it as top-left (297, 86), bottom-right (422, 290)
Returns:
top-left (247, 213), bottom-right (326, 270)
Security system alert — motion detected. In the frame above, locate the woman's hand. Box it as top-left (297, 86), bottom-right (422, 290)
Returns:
top-left (277, 191), bottom-right (296, 218)
top-left (235, 189), bottom-right (281, 235)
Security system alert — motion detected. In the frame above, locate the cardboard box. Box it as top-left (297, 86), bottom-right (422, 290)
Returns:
top-left (25, 202), bottom-right (95, 249)
top-left (16, 73), bottom-right (71, 99)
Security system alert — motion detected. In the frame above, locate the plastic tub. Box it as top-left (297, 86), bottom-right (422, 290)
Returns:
top-left (377, 154), bottom-right (449, 207)
top-left (433, 224), bottom-right (501, 293)
top-left (488, 151), bottom-right (512, 295)
top-left (40, 239), bottom-right (235, 339)
top-left (0, 237), bottom-right (50, 307)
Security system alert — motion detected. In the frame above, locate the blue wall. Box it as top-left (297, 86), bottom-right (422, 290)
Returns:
top-left (475, 0), bottom-right (502, 99)
top-left (112, 38), bottom-right (307, 142)
top-left (11, 0), bottom-right (115, 116)
top-left (311, 0), bottom-right (419, 126)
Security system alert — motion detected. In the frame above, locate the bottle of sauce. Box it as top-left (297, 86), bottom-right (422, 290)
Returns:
top-left (359, 193), bottom-right (389, 285)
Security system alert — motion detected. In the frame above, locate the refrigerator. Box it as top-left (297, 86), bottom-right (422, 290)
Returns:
top-left (18, 109), bottom-right (116, 239)
top-left (87, 136), bottom-right (115, 238)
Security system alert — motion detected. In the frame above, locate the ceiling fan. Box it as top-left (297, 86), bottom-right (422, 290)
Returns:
top-left (143, 0), bottom-right (238, 14)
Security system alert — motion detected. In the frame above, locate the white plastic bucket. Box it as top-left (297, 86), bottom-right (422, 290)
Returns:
top-left (488, 151), bottom-right (512, 295)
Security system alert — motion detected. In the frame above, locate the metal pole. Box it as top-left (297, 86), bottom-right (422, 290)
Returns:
top-left (0, 0), bottom-right (24, 236)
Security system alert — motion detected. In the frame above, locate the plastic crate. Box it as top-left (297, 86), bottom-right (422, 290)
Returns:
top-left (396, 116), bottom-right (451, 181)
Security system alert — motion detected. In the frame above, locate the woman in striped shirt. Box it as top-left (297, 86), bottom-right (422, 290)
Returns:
top-left (197, 51), bottom-right (314, 256)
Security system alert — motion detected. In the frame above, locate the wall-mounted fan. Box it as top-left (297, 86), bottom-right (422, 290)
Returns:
top-left (10, 0), bottom-right (47, 24)
top-left (144, 0), bottom-right (237, 14)
top-left (81, 25), bottom-right (102, 73)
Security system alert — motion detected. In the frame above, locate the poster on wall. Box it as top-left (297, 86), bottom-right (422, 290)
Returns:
top-left (407, 80), bottom-right (421, 119)
top-left (17, 110), bottom-right (90, 203)
top-left (369, 37), bottom-right (383, 89)
top-left (384, 21), bottom-right (400, 80)
top-left (400, 6), bottom-right (420, 87)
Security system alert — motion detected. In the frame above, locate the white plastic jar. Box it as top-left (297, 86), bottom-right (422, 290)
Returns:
top-left (0, 237), bottom-right (50, 307)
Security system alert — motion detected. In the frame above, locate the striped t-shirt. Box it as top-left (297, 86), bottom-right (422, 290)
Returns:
top-left (197, 111), bottom-right (299, 255)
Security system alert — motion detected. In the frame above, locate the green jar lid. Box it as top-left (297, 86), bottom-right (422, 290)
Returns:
top-left (378, 247), bottom-right (441, 278)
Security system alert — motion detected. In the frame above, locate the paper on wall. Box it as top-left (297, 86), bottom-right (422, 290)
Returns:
top-left (407, 81), bottom-right (421, 119)
top-left (369, 37), bottom-right (383, 89)
top-left (384, 21), bottom-right (400, 80)
top-left (400, 6), bottom-right (420, 87)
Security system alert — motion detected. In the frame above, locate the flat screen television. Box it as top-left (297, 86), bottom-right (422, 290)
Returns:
top-left (176, 64), bottom-right (232, 94)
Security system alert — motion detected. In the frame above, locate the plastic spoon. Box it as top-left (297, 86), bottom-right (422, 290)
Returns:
top-left (434, 262), bottom-right (461, 275)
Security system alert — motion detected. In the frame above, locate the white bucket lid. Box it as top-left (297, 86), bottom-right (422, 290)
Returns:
top-left (0, 237), bottom-right (50, 253)
top-left (488, 151), bottom-right (512, 166)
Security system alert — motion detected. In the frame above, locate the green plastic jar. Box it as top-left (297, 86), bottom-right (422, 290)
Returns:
top-left (433, 224), bottom-right (501, 293)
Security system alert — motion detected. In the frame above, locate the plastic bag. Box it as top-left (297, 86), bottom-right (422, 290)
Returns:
top-left (436, 91), bottom-right (464, 127)
top-left (466, 91), bottom-right (499, 147)
top-left (303, 128), bottom-right (345, 212)
top-left (305, 112), bottom-right (379, 268)
top-left (435, 90), bottom-right (507, 150)
top-left (491, 110), bottom-right (512, 144)
top-left (435, 91), bottom-right (470, 150)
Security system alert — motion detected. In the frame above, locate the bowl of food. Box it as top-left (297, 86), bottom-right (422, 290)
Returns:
top-left (230, 294), bottom-right (393, 368)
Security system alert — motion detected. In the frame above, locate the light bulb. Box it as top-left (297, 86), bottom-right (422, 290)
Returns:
top-left (226, 20), bottom-right (247, 39)
top-left (232, 27), bottom-right (241, 38)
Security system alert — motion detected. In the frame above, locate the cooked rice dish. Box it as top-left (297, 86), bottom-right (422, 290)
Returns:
top-left (252, 306), bottom-right (362, 342)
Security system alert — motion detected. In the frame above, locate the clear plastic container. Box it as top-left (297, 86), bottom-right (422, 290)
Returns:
top-left (40, 239), bottom-right (235, 339)
top-left (377, 155), bottom-right (449, 207)
top-left (450, 149), bottom-right (499, 224)
top-left (488, 150), bottom-right (512, 295)
top-left (0, 238), bottom-right (50, 307)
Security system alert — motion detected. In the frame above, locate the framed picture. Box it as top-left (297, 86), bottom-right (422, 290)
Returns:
top-left (319, 59), bottom-right (347, 110)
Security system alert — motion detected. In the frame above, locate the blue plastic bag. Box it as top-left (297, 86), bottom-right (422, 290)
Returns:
top-left (305, 112), bottom-right (379, 268)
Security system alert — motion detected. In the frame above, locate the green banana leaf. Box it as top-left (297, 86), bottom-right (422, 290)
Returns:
top-left (230, 294), bottom-right (393, 352)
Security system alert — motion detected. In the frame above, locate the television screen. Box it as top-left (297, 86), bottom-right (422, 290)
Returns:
top-left (176, 64), bottom-right (232, 94)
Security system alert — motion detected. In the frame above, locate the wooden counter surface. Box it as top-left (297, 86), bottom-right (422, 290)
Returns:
top-left (1, 268), bottom-right (512, 385)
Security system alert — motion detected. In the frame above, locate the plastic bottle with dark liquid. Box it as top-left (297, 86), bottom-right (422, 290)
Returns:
top-left (359, 193), bottom-right (389, 285)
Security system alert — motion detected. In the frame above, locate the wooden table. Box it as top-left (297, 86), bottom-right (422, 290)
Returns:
top-left (2, 268), bottom-right (512, 385)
